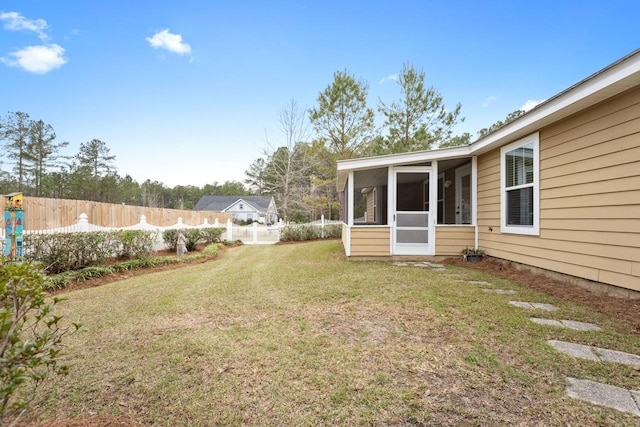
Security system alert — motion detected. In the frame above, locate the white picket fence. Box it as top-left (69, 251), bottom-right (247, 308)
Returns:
top-left (4, 213), bottom-right (339, 249)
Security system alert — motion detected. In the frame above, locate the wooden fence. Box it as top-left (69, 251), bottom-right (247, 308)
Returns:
top-left (21, 197), bottom-right (232, 230)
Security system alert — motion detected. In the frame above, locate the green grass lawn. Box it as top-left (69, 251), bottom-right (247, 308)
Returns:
top-left (23, 240), bottom-right (640, 426)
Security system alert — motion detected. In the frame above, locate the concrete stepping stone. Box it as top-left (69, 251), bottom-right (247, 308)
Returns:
top-left (530, 318), bottom-right (601, 331)
top-left (509, 301), bottom-right (559, 311)
top-left (467, 280), bottom-right (493, 286)
top-left (482, 289), bottom-right (517, 295)
top-left (548, 340), bottom-right (640, 366)
top-left (548, 340), bottom-right (600, 361)
top-left (412, 262), bottom-right (432, 268)
top-left (560, 319), bottom-right (602, 331)
top-left (394, 262), bottom-right (445, 269)
top-left (530, 302), bottom-right (559, 311)
top-left (566, 378), bottom-right (640, 416)
top-left (595, 347), bottom-right (640, 366)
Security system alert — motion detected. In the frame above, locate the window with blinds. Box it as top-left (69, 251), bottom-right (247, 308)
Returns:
top-left (500, 133), bottom-right (539, 235)
top-left (505, 143), bottom-right (534, 226)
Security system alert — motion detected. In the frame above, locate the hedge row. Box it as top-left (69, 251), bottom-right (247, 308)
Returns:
top-left (24, 230), bottom-right (158, 274)
top-left (278, 224), bottom-right (342, 242)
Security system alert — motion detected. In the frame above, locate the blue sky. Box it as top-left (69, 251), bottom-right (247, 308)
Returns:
top-left (1, 1), bottom-right (638, 187)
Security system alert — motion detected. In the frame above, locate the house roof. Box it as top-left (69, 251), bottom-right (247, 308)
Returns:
top-left (337, 48), bottom-right (640, 190)
top-left (193, 195), bottom-right (274, 212)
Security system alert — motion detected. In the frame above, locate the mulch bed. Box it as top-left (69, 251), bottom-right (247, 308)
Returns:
top-left (444, 256), bottom-right (640, 336)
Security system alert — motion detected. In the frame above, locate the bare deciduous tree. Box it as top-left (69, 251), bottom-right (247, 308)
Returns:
top-left (261, 100), bottom-right (315, 222)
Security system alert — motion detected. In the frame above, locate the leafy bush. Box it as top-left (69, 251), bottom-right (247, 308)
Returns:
top-left (163, 229), bottom-right (200, 251)
top-left (163, 228), bottom-right (222, 251)
top-left (115, 230), bottom-right (158, 259)
top-left (200, 227), bottom-right (224, 244)
top-left (0, 261), bottom-right (80, 420)
top-left (201, 243), bottom-right (220, 257)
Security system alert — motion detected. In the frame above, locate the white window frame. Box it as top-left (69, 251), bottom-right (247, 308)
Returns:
top-left (500, 132), bottom-right (540, 235)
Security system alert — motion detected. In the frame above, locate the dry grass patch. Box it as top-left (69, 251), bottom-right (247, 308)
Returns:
top-left (14, 241), bottom-right (640, 426)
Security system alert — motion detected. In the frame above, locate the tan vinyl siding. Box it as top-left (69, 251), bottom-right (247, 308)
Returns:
top-left (435, 226), bottom-right (475, 255)
top-left (349, 227), bottom-right (391, 256)
top-left (477, 86), bottom-right (640, 292)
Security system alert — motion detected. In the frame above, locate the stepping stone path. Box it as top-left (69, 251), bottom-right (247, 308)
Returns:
top-left (511, 303), bottom-right (639, 417)
top-left (530, 318), bottom-right (601, 331)
top-left (393, 259), bottom-right (640, 418)
top-left (548, 340), bottom-right (640, 366)
top-left (482, 289), bottom-right (517, 295)
top-left (547, 341), bottom-right (640, 417)
top-left (508, 301), bottom-right (559, 311)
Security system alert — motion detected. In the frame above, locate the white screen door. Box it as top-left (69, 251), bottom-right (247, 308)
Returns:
top-left (393, 168), bottom-right (433, 255)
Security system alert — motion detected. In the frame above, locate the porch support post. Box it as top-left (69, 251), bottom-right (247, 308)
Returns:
top-left (347, 171), bottom-right (354, 226)
top-left (387, 166), bottom-right (394, 255)
top-left (472, 156), bottom-right (479, 249)
top-left (431, 160), bottom-right (439, 250)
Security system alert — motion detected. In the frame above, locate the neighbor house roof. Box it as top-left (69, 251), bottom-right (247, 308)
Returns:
top-left (193, 195), bottom-right (274, 212)
top-left (336, 48), bottom-right (640, 190)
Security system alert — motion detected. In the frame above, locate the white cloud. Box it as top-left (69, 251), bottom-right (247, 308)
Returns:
top-left (379, 73), bottom-right (398, 84)
top-left (1, 44), bottom-right (67, 74)
top-left (146, 29), bottom-right (191, 55)
top-left (520, 99), bottom-right (544, 112)
top-left (481, 95), bottom-right (497, 108)
top-left (0, 11), bottom-right (49, 40)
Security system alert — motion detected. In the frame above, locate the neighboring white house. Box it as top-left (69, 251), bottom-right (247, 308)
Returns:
top-left (193, 196), bottom-right (278, 225)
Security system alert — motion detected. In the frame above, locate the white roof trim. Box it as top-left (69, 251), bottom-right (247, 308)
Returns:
top-left (336, 49), bottom-right (640, 190)
top-left (222, 198), bottom-right (260, 213)
top-left (471, 48), bottom-right (640, 155)
top-left (337, 144), bottom-right (471, 171)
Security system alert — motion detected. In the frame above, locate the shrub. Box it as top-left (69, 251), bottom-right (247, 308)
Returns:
top-left (201, 243), bottom-right (220, 257)
top-left (115, 230), bottom-right (158, 259)
top-left (0, 261), bottom-right (80, 420)
top-left (199, 227), bottom-right (224, 244)
top-left (163, 229), bottom-right (201, 251)
top-left (461, 247), bottom-right (484, 255)
top-left (163, 228), bottom-right (221, 251)
top-left (162, 229), bottom-right (179, 251)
